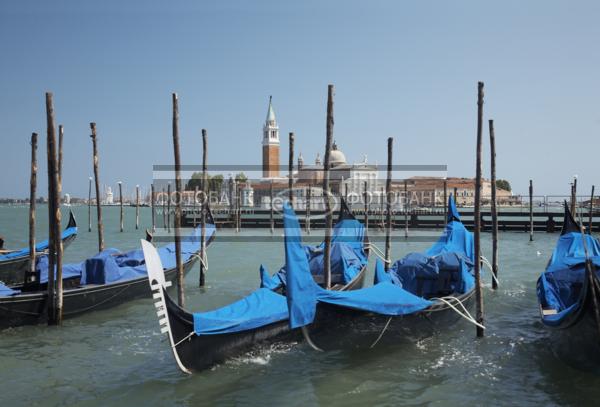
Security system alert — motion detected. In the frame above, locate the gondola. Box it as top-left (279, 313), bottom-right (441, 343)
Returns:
top-left (142, 201), bottom-right (369, 373)
top-left (0, 210), bottom-right (215, 329)
top-left (0, 211), bottom-right (77, 286)
top-left (284, 195), bottom-right (479, 350)
top-left (537, 203), bottom-right (600, 371)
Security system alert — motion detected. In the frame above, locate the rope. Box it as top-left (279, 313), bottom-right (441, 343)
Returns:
top-left (365, 243), bottom-right (391, 265)
top-left (430, 296), bottom-right (486, 330)
top-left (369, 316), bottom-right (393, 348)
top-left (172, 331), bottom-right (195, 349)
top-left (480, 255), bottom-right (500, 286)
top-left (191, 251), bottom-right (209, 271)
top-left (301, 326), bottom-right (324, 352)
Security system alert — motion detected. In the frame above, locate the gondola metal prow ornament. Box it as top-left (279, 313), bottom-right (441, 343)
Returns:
top-left (141, 239), bottom-right (193, 374)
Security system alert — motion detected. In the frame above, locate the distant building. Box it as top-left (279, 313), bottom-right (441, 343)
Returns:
top-left (262, 96), bottom-right (280, 179)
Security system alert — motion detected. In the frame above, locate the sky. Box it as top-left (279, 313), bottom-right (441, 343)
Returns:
top-left (1, 0), bottom-right (599, 199)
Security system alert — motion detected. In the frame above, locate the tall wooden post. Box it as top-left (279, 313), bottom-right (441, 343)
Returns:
top-left (363, 181), bottom-right (369, 230)
top-left (167, 182), bottom-right (171, 233)
top-left (443, 179), bottom-right (448, 226)
top-left (28, 133), bottom-right (38, 284)
top-left (136, 184), bottom-right (140, 230)
top-left (404, 180), bottom-right (409, 239)
top-left (380, 186), bottom-right (385, 229)
top-left (90, 122), bottom-right (104, 252)
top-left (571, 177), bottom-right (577, 217)
top-left (171, 93), bottom-right (185, 307)
top-left (529, 179), bottom-right (534, 241)
top-left (289, 132), bottom-right (294, 206)
top-left (474, 81), bottom-right (485, 337)
top-left (306, 185), bottom-right (311, 233)
top-left (118, 181), bottom-right (124, 232)
top-left (58, 125), bottom-right (64, 187)
top-left (590, 185), bottom-right (595, 234)
top-left (385, 138), bottom-right (393, 270)
top-left (454, 187), bottom-right (458, 203)
top-left (88, 177), bottom-right (92, 232)
top-left (162, 187), bottom-right (167, 229)
top-left (270, 180), bottom-right (274, 233)
top-left (489, 120), bottom-right (499, 290)
top-left (323, 84), bottom-right (334, 289)
top-left (199, 129), bottom-right (208, 287)
top-left (236, 182), bottom-right (242, 232)
top-left (151, 183), bottom-right (156, 232)
top-left (46, 93), bottom-right (63, 325)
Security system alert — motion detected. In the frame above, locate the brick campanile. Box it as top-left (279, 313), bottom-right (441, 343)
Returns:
top-left (262, 96), bottom-right (280, 178)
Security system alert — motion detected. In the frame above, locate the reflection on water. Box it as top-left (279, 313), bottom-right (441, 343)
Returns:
top-left (1, 205), bottom-right (600, 406)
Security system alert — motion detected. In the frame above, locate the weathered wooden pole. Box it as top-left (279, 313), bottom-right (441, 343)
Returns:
top-left (443, 178), bottom-right (448, 226)
top-left (88, 177), bottom-right (92, 232)
top-left (404, 180), bottom-right (409, 239)
top-left (28, 133), bottom-right (38, 284)
top-left (489, 120), bottom-right (499, 290)
top-left (385, 137), bottom-right (393, 270)
top-left (135, 184), bottom-right (140, 230)
top-left (237, 182), bottom-right (242, 232)
top-left (192, 186), bottom-right (198, 226)
top-left (167, 182), bottom-right (172, 233)
top-left (474, 81), bottom-right (485, 337)
top-left (306, 185), bottom-right (311, 234)
top-left (58, 125), bottom-right (63, 187)
top-left (590, 185), bottom-right (595, 234)
top-left (151, 183), bottom-right (156, 232)
top-left (529, 179), bottom-right (534, 241)
top-left (323, 84), bottom-right (334, 289)
top-left (269, 179), bottom-right (275, 233)
top-left (289, 132), bottom-right (294, 206)
top-left (171, 93), bottom-right (185, 307)
top-left (454, 187), bottom-right (458, 203)
top-left (199, 128), bottom-right (208, 287)
top-left (118, 181), bottom-right (124, 232)
top-left (90, 122), bottom-right (104, 252)
top-left (162, 187), bottom-right (167, 229)
top-left (46, 92), bottom-right (63, 325)
top-left (363, 181), bottom-right (369, 230)
top-left (380, 186), bottom-right (385, 229)
top-left (571, 177), bottom-right (578, 217)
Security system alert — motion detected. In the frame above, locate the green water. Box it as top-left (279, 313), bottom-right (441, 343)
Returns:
top-left (1, 205), bottom-right (599, 406)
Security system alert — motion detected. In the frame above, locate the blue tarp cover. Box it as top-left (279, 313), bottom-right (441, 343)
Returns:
top-left (193, 287), bottom-right (288, 335)
top-left (283, 202), bottom-right (432, 329)
top-left (537, 230), bottom-right (600, 326)
top-left (0, 226), bottom-right (77, 261)
top-left (0, 282), bottom-right (20, 297)
top-left (36, 224), bottom-right (216, 285)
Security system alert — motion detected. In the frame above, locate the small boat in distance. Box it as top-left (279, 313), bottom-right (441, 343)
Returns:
top-left (537, 203), bottom-right (600, 371)
top-left (0, 211), bottom-right (77, 286)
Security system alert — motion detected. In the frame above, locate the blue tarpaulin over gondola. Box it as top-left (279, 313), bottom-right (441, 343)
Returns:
top-left (283, 202), bottom-right (432, 329)
top-left (36, 224), bottom-right (216, 285)
top-left (0, 282), bottom-right (20, 297)
top-left (537, 206), bottom-right (600, 326)
top-left (0, 225), bottom-right (77, 261)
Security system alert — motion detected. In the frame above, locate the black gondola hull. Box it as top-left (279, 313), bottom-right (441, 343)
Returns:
top-left (0, 257), bottom-right (197, 329)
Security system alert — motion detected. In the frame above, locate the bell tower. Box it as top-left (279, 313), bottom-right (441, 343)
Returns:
top-left (262, 96), bottom-right (280, 178)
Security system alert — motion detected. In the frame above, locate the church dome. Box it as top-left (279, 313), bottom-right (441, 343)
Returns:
top-left (329, 141), bottom-right (346, 167)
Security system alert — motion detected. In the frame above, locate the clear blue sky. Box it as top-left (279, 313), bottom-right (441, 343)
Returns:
top-left (1, 1), bottom-right (599, 198)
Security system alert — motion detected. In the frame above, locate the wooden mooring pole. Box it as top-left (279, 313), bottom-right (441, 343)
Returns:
top-left (404, 180), bottom-right (408, 239)
top-left (269, 180), bottom-right (274, 233)
top-left (363, 181), bottom-right (369, 230)
top-left (385, 137), bottom-right (393, 270)
top-left (443, 178), bottom-right (448, 226)
top-left (589, 185), bottom-right (595, 234)
top-left (28, 133), bottom-right (38, 284)
top-left (151, 183), bottom-right (156, 232)
top-left (199, 129), bottom-right (208, 287)
top-left (90, 122), bottom-right (104, 252)
top-left (380, 186), bottom-right (385, 229)
top-left (323, 84), bottom-right (334, 289)
top-left (571, 177), bottom-right (578, 217)
top-left (529, 180), bottom-right (534, 241)
top-left (289, 132), bottom-right (294, 206)
top-left (88, 177), bottom-right (92, 232)
top-left (46, 93), bottom-right (63, 325)
top-left (167, 182), bottom-right (171, 233)
top-left (171, 93), bottom-right (185, 307)
top-left (474, 81), bottom-right (485, 337)
top-left (489, 120), bottom-right (499, 290)
top-left (58, 125), bottom-right (63, 187)
top-left (136, 185), bottom-right (140, 230)
top-left (306, 185), bottom-right (311, 234)
top-left (118, 181), bottom-right (124, 232)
